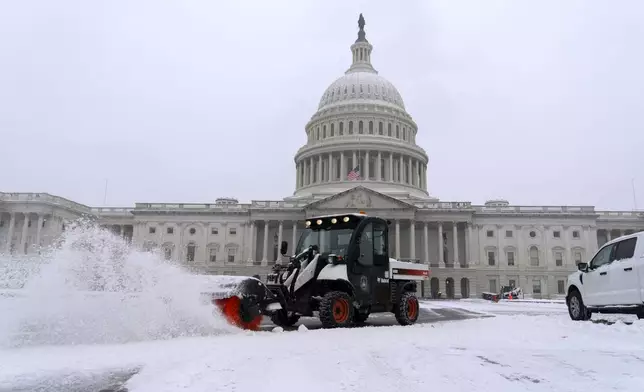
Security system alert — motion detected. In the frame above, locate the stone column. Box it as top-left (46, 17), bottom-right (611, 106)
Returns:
top-left (352, 151), bottom-right (357, 172)
top-left (398, 155), bottom-right (404, 183)
top-left (328, 152), bottom-right (333, 181)
top-left (453, 222), bottom-right (459, 266)
top-left (247, 220), bottom-right (256, 263)
top-left (318, 155), bottom-right (323, 183)
top-left (309, 157), bottom-right (314, 184)
top-left (365, 150), bottom-right (370, 180)
top-left (464, 222), bottom-right (471, 265)
top-left (388, 153), bottom-right (394, 182)
top-left (409, 220), bottom-right (416, 260)
top-left (20, 213), bottom-right (29, 254)
top-left (438, 222), bottom-right (444, 264)
top-left (291, 221), bottom-right (297, 254)
top-left (5, 213), bottom-right (15, 254)
top-left (377, 151), bottom-right (382, 181)
top-left (606, 229), bottom-right (612, 241)
top-left (423, 221), bottom-right (429, 264)
top-left (262, 220), bottom-right (269, 264)
top-left (407, 158), bottom-right (412, 185)
top-left (395, 220), bottom-right (401, 260)
top-left (35, 214), bottom-right (44, 252)
top-left (276, 221), bottom-right (283, 262)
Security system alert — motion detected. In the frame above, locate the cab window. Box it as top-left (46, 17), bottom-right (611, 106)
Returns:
top-left (590, 244), bottom-right (614, 268)
top-left (613, 237), bottom-right (637, 261)
top-left (358, 223), bottom-right (374, 266)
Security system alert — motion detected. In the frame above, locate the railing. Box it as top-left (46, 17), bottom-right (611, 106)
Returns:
top-left (134, 202), bottom-right (250, 210)
top-left (412, 201), bottom-right (472, 209)
top-left (473, 205), bottom-right (596, 214)
top-left (91, 207), bottom-right (132, 214)
top-left (596, 211), bottom-right (644, 218)
top-left (0, 192), bottom-right (92, 213)
top-left (251, 200), bottom-right (310, 208)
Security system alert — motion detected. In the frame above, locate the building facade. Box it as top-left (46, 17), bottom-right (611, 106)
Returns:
top-left (1, 16), bottom-right (643, 298)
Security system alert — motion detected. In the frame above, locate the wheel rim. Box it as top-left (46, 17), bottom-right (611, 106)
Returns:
top-left (407, 297), bottom-right (418, 320)
top-left (569, 296), bottom-right (580, 317)
top-left (332, 298), bottom-right (350, 323)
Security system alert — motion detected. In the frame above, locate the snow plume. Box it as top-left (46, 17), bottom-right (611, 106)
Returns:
top-left (0, 218), bottom-right (238, 348)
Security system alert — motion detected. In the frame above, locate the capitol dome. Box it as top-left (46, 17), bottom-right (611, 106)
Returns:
top-left (290, 14), bottom-right (433, 201)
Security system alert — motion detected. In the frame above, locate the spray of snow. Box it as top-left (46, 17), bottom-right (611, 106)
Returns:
top-left (0, 219), bottom-right (239, 348)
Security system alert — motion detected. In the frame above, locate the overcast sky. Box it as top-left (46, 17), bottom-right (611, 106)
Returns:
top-left (1, 0), bottom-right (643, 210)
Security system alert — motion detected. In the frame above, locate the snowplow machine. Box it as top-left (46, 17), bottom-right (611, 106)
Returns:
top-left (207, 212), bottom-right (430, 330)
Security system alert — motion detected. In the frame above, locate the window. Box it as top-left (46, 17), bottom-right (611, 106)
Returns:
top-left (487, 230), bottom-right (494, 238)
top-left (227, 247), bottom-right (236, 263)
top-left (553, 231), bottom-right (560, 238)
top-left (359, 121), bottom-right (364, 134)
top-left (379, 122), bottom-right (383, 135)
top-left (533, 279), bottom-right (542, 294)
top-left (573, 230), bottom-right (580, 238)
top-left (509, 279), bottom-right (516, 288)
top-left (167, 227), bottom-right (174, 235)
top-left (211, 228), bottom-right (218, 235)
top-left (489, 279), bottom-right (497, 293)
top-left (189, 228), bottom-right (196, 235)
top-left (488, 251), bottom-right (496, 266)
top-left (149, 227), bottom-right (156, 234)
top-left (574, 251), bottom-right (582, 265)
top-left (507, 251), bottom-right (515, 266)
top-left (209, 248), bottom-right (217, 262)
top-left (358, 223), bottom-right (374, 266)
top-left (529, 246), bottom-right (539, 266)
top-left (529, 231), bottom-right (536, 238)
top-left (614, 237), bottom-right (637, 261)
top-left (229, 228), bottom-right (237, 235)
top-left (590, 244), bottom-right (613, 268)
top-left (186, 244), bottom-right (196, 262)
top-left (555, 251), bottom-right (563, 266)
top-left (349, 121), bottom-right (354, 134)
top-left (505, 230), bottom-right (513, 238)
top-left (558, 280), bottom-right (565, 294)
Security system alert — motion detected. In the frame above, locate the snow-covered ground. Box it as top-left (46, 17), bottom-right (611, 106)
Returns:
top-left (2, 302), bottom-right (644, 392)
top-left (3, 226), bottom-right (643, 391)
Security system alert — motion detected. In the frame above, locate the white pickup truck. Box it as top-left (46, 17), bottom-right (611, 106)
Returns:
top-left (566, 231), bottom-right (644, 320)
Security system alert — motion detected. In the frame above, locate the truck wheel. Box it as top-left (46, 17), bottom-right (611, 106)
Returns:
top-left (270, 310), bottom-right (300, 327)
top-left (567, 290), bottom-right (591, 321)
top-left (395, 291), bottom-right (420, 326)
top-left (319, 291), bottom-right (354, 328)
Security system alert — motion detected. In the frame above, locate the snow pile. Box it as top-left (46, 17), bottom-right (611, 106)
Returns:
top-left (0, 220), bottom-right (237, 348)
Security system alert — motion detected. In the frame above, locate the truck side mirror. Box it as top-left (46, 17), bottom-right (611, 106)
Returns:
top-left (280, 241), bottom-right (288, 256)
top-left (577, 262), bottom-right (588, 272)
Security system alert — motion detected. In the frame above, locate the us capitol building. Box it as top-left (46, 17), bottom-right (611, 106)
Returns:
top-left (1, 15), bottom-right (643, 299)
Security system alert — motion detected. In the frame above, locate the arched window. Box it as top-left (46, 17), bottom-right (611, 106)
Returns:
top-left (359, 121), bottom-right (364, 134)
top-left (323, 125), bottom-right (326, 138)
top-left (330, 123), bottom-right (334, 137)
top-left (368, 121), bottom-right (373, 134)
top-left (396, 125), bottom-right (400, 138)
top-left (339, 122), bottom-right (344, 135)
top-left (529, 246), bottom-right (539, 266)
top-left (349, 121), bottom-right (353, 134)
top-left (388, 123), bottom-right (392, 136)
top-left (379, 122), bottom-right (383, 135)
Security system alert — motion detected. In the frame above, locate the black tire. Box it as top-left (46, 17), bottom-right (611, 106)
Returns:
top-left (395, 291), bottom-right (420, 326)
top-left (319, 291), bottom-right (354, 328)
top-left (270, 310), bottom-right (300, 327)
top-left (353, 311), bottom-right (370, 324)
top-left (567, 290), bottom-right (591, 321)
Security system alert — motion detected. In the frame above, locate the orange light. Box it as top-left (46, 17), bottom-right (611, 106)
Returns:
top-left (359, 211), bottom-right (366, 214)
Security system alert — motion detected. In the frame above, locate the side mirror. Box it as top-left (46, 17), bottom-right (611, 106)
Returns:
top-left (280, 241), bottom-right (288, 256)
top-left (577, 262), bottom-right (589, 272)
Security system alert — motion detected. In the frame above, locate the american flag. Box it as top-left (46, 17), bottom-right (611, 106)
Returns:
top-left (347, 165), bottom-right (360, 181)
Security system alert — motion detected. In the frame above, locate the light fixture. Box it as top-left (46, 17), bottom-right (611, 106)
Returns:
top-left (331, 218), bottom-right (337, 224)
top-left (343, 217), bottom-right (350, 223)
top-left (305, 220), bottom-right (311, 227)
top-left (316, 219), bottom-right (323, 225)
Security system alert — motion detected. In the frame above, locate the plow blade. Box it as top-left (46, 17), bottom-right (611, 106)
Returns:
top-left (202, 276), bottom-right (279, 330)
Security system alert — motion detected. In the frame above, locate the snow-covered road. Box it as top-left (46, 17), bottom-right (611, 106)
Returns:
top-left (2, 300), bottom-right (644, 392)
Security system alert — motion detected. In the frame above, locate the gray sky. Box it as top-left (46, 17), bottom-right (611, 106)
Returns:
top-left (1, 0), bottom-right (643, 210)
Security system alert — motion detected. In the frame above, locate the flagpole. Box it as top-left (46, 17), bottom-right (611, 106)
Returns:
top-left (633, 178), bottom-right (638, 211)
top-left (103, 179), bottom-right (108, 206)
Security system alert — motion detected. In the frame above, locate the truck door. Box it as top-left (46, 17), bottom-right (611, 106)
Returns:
top-left (371, 220), bottom-right (391, 306)
top-left (350, 222), bottom-right (374, 306)
top-left (609, 236), bottom-right (640, 305)
top-left (583, 243), bottom-right (615, 306)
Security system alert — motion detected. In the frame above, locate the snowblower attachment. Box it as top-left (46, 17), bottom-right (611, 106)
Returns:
top-left (203, 276), bottom-right (276, 330)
